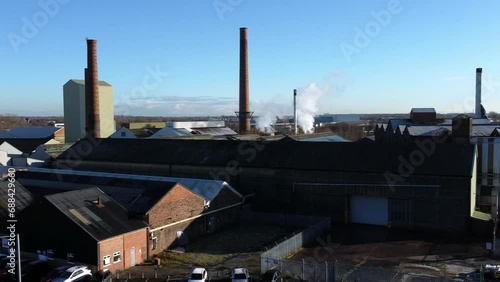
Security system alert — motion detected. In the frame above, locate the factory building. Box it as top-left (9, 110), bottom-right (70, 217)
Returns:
top-left (53, 135), bottom-right (478, 234)
top-left (63, 79), bottom-right (115, 143)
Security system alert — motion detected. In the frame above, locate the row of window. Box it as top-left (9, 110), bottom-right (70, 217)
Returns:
top-left (103, 252), bottom-right (121, 266)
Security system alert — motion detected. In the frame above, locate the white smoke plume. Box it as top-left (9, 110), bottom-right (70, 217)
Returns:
top-left (254, 100), bottom-right (289, 133)
top-left (296, 83), bottom-right (328, 134)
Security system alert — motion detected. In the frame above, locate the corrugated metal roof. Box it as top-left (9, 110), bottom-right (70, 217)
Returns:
top-left (56, 138), bottom-right (476, 177)
top-left (299, 135), bottom-right (349, 142)
top-left (22, 168), bottom-right (243, 207)
top-left (405, 126), bottom-right (451, 136)
top-left (151, 127), bottom-right (192, 138)
top-left (45, 188), bottom-right (147, 241)
top-left (0, 138), bottom-right (52, 153)
top-left (0, 180), bottom-right (34, 218)
top-left (190, 127), bottom-right (237, 136)
top-left (8, 127), bottom-right (60, 138)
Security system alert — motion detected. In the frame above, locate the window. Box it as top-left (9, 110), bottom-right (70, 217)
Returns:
top-left (113, 252), bottom-right (121, 263)
top-left (47, 249), bottom-right (54, 259)
top-left (121, 132), bottom-right (126, 137)
top-left (67, 253), bottom-right (75, 264)
top-left (152, 237), bottom-right (157, 250)
top-left (103, 255), bottom-right (111, 266)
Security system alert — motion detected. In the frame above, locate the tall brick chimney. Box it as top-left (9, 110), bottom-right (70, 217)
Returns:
top-left (475, 67), bottom-right (482, 119)
top-left (85, 39), bottom-right (100, 138)
top-left (238, 27), bottom-right (251, 134)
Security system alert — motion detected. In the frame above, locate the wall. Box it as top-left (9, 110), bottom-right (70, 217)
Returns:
top-left (63, 81), bottom-right (114, 142)
top-left (98, 85), bottom-right (115, 138)
top-left (16, 200), bottom-right (98, 266)
top-left (146, 184), bottom-right (205, 255)
top-left (63, 81), bottom-right (86, 143)
top-left (98, 229), bottom-right (147, 273)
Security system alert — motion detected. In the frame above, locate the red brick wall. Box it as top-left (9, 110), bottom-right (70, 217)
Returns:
top-left (98, 228), bottom-right (147, 273)
top-left (146, 184), bottom-right (205, 256)
top-left (146, 184), bottom-right (205, 229)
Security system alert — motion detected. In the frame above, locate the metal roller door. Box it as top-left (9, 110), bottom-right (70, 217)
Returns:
top-left (351, 195), bottom-right (388, 226)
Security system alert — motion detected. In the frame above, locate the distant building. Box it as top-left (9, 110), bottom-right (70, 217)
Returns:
top-left (314, 114), bottom-right (361, 127)
top-left (63, 79), bottom-right (115, 143)
top-left (8, 127), bottom-right (65, 143)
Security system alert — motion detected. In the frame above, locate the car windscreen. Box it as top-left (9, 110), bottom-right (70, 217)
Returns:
top-left (234, 273), bottom-right (247, 279)
top-left (191, 273), bottom-right (203, 280)
top-left (60, 271), bottom-right (73, 278)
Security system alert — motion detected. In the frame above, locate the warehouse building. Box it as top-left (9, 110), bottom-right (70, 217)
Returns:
top-left (53, 135), bottom-right (478, 233)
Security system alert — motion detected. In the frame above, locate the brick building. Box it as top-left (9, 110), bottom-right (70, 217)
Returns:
top-left (16, 188), bottom-right (148, 273)
top-left (15, 168), bottom-right (244, 256)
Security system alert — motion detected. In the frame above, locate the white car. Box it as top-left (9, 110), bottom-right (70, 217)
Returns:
top-left (231, 267), bottom-right (250, 282)
top-left (52, 266), bottom-right (92, 282)
top-left (188, 267), bottom-right (208, 282)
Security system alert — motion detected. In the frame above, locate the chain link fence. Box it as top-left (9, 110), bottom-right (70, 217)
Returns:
top-left (260, 217), bottom-right (330, 272)
top-left (261, 258), bottom-right (482, 282)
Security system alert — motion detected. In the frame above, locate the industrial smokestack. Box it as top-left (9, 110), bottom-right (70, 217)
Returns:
top-left (238, 27), bottom-right (251, 134)
top-left (475, 67), bottom-right (482, 119)
top-left (85, 39), bottom-right (100, 138)
top-left (294, 89), bottom-right (298, 135)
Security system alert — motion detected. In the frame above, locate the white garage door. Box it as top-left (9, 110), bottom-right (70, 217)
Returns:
top-left (351, 195), bottom-right (388, 226)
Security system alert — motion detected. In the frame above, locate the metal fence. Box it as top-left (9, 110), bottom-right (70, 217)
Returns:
top-left (260, 217), bottom-right (330, 273)
top-left (260, 259), bottom-right (482, 282)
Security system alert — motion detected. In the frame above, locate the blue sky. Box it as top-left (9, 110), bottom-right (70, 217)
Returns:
top-left (1, 0), bottom-right (500, 117)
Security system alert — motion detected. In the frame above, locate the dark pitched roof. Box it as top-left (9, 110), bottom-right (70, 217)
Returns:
top-left (0, 137), bottom-right (52, 153)
top-left (0, 180), bottom-right (34, 218)
top-left (57, 138), bottom-right (476, 177)
top-left (8, 127), bottom-right (60, 138)
top-left (45, 188), bottom-right (147, 241)
top-left (16, 171), bottom-right (178, 215)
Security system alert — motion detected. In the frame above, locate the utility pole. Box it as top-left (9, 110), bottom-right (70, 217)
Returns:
top-left (493, 209), bottom-right (498, 256)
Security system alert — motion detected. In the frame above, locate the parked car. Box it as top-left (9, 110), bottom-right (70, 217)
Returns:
top-left (52, 266), bottom-right (92, 282)
top-left (232, 267), bottom-right (250, 282)
top-left (261, 269), bottom-right (282, 282)
top-left (40, 265), bottom-right (72, 282)
top-left (21, 260), bottom-right (51, 282)
top-left (188, 267), bottom-right (208, 282)
top-left (88, 269), bottom-right (112, 282)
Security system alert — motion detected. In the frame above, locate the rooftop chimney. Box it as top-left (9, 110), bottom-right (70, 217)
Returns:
top-left (475, 68), bottom-right (482, 119)
top-left (294, 89), bottom-right (298, 135)
top-left (238, 27), bottom-right (251, 134)
top-left (85, 39), bottom-right (100, 138)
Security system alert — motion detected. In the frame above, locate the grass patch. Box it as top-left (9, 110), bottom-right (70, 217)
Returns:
top-left (160, 222), bottom-right (300, 267)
